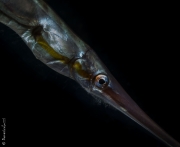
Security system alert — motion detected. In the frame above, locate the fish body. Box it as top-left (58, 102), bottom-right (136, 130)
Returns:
top-left (0, 0), bottom-right (179, 147)
top-left (0, 0), bottom-right (91, 79)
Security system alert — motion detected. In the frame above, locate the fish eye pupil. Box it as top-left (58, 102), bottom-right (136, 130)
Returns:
top-left (99, 79), bottom-right (105, 85)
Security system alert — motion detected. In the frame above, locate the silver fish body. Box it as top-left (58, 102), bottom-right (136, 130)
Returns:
top-left (0, 0), bottom-right (94, 79)
top-left (0, 0), bottom-right (179, 147)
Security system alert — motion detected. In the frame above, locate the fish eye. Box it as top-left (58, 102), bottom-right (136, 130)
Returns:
top-left (94, 74), bottom-right (109, 89)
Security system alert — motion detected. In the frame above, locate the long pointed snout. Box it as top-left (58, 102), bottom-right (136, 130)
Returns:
top-left (100, 77), bottom-right (180, 147)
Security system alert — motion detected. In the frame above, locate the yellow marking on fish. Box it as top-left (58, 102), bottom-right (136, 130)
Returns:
top-left (73, 61), bottom-right (90, 79)
top-left (35, 35), bottom-right (90, 78)
top-left (36, 35), bottom-right (69, 64)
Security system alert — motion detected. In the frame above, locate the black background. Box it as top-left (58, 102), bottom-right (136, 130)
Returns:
top-left (0, 0), bottom-right (179, 146)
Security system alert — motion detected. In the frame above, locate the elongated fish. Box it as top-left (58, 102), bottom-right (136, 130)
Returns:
top-left (0, 0), bottom-right (179, 146)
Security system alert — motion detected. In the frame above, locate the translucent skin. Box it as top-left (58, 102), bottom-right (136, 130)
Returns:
top-left (0, 1), bottom-right (180, 147)
top-left (0, 0), bottom-right (91, 78)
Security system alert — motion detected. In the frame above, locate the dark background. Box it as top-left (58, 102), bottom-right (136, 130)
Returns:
top-left (0, 0), bottom-right (179, 146)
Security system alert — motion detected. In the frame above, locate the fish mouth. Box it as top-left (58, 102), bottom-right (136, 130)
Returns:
top-left (92, 75), bottom-right (180, 147)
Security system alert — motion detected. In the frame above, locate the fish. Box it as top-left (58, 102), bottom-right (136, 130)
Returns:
top-left (2, 1), bottom-right (178, 145)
